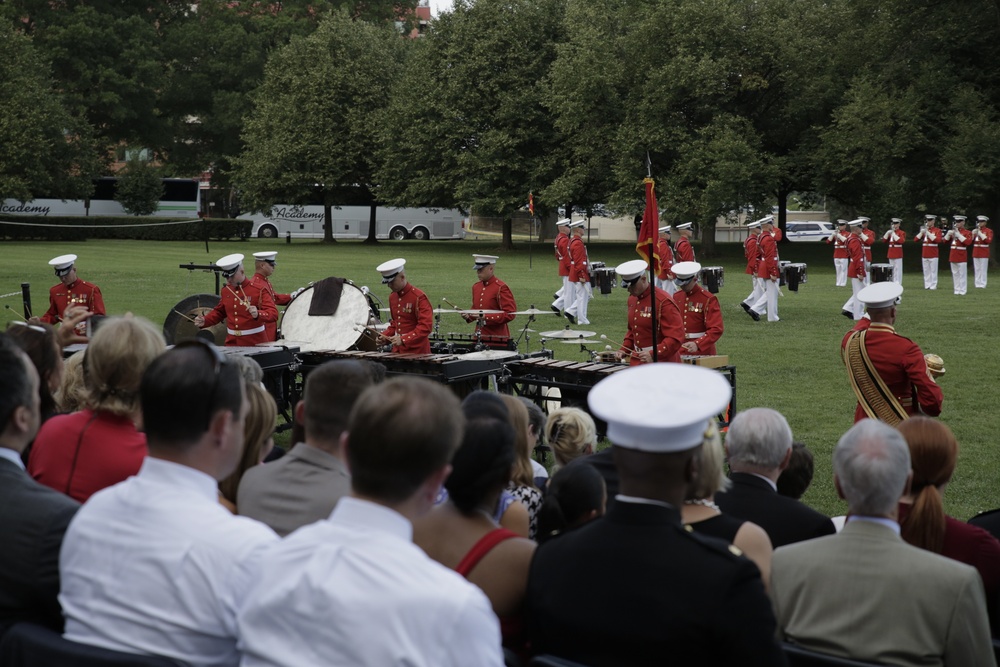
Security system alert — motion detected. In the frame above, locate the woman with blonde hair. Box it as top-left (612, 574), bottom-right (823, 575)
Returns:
top-left (221, 382), bottom-right (277, 513)
top-left (500, 395), bottom-right (542, 539)
top-left (55, 350), bottom-right (87, 414)
top-left (545, 407), bottom-right (597, 472)
top-left (680, 421), bottom-right (773, 588)
top-left (29, 316), bottom-right (165, 502)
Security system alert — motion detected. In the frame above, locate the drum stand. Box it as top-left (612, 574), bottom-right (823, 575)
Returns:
top-left (474, 315), bottom-right (486, 351)
top-left (513, 309), bottom-right (537, 353)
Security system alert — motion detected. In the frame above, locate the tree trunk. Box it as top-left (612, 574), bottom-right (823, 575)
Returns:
top-left (776, 187), bottom-right (790, 243)
top-left (502, 215), bottom-right (514, 250)
top-left (700, 219), bottom-right (716, 256)
top-left (323, 200), bottom-right (336, 244)
top-left (363, 202), bottom-right (378, 245)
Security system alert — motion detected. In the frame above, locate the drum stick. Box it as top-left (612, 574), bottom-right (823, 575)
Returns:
top-left (355, 322), bottom-right (384, 338)
top-left (4, 304), bottom-right (28, 322)
top-left (173, 309), bottom-right (198, 324)
top-left (442, 297), bottom-right (463, 310)
top-left (599, 334), bottom-right (639, 359)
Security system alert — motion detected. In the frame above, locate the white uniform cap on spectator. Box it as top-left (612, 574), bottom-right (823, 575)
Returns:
top-left (49, 254), bottom-right (77, 276)
top-left (473, 254), bottom-right (499, 269)
top-left (858, 281), bottom-right (903, 309)
top-left (615, 259), bottom-right (648, 283)
top-left (216, 253), bottom-right (244, 277)
top-left (569, 220), bottom-right (586, 229)
top-left (978, 216), bottom-right (990, 223)
top-left (847, 219), bottom-right (864, 227)
top-left (588, 364), bottom-right (731, 453)
top-left (556, 218), bottom-right (572, 227)
top-left (676, 222), bottom-right (693, 230)
top-left (671, 261), bottom-right (701, 280)
top-left (376, 258), bottom-right (406, 284)
top-left (658, 225), bottom-right (671, 233)
top-left (253, 251), bottom-right (277, 261)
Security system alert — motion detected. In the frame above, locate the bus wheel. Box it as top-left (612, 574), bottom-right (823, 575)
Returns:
top-left (390, 226), bottom-right (408, 241)
top-left (258, 224), bottom-right (277, 239)
top-left (412, 226), bottom-right (430, 241)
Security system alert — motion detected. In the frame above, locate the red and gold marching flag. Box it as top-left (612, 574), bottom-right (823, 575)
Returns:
top-left (636, 177), bottom-right (660, 272)
top-left (528, 192), bottom-right (535, 217)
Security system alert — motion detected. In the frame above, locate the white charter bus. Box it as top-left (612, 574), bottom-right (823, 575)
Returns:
top-left (246, 205), bottom-right (467, 241)
top-left (0, 178), bottom-right (201, 218)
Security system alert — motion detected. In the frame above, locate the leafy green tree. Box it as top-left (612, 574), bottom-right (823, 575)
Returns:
top-left (115, 159), bottom-right (164, 216)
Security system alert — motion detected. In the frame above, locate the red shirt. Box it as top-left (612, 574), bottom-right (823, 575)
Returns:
top-left (383, 283), bottom-right (433, 354)
top-left (947, 229), bottom-right (973, 263)
top-left (917, 226), bottom-right (944, 259)
top-left (744, 234), bottom-right (759, 275)
top-left (40, 279), bottom-right (105, 327)
top-left (28, 409), bottom-right (146, 503)
top-left (672, 284), bottom-right (723, 355)
top-left (248, 273), bottom-right (291, 342)
top-left (883, 229), bottom-right (906, 259)
top-left (201, 280), bottom-right (278, 347)
top-left (674, 236), bottom-right (695, 263)
top-left (621, 285), bottom-right (683, 365)
top-left (568, 236), bottom-right (589, 283)
top-left (860, 228), bottom-right (875, 262)
top-left (846, 233), bottom-right (866, 279)
top-left (554, 233), bottom-right (571, 277)
top-left (973, 227), bottom-right (993, 259)
top-left (841, 320), bottom-right (943, 423)
top-left (756, 233), bottom-right (779, 280)
top-left (656, 238), bottom-right (674, 280)
top-left (472, 276), bottom-right (516, 340)
top-left (826, 231), bottom-right (848, 259)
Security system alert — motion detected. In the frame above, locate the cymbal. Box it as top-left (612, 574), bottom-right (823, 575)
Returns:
top-left (539, 329), bottom-right (598, 339)
top-left (457, 309), bottom-right (505, 315)
top-left (512, 308), bottom-right (560, 315)
top-left (560, 339), bottom-right (601, 345)
top-left (432, 308), bottom-right (462, 314)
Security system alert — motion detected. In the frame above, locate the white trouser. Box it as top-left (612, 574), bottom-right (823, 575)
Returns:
top-left (889, 258), bottom-right (902, 284)
top-left (552, 276), bottom-right (570, 310)
top-left (951, 262), bottom-right (967, 295)
top-left (922, 257), bottom-right (938, 289)
top-left (565, 281), bottom-right (592, 324)
top-left (655, 277), bottom-right (669, 292)
top-left (743, 276), bottom-right (764, 307)
top-left (842, 278), bottom-right (865, 319)
top-left (750, 279), bottom-right (779, 321)
top-left (834, 258), bottom-right (848, 286)
top-left (974, 257), bottom-right (988, 288)
top-left (863, 259), bottom-right (871, 286)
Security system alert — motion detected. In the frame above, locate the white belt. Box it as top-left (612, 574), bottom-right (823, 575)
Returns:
top-left (923, 243), bottom-right (938, 247)
top-left (227, 325), bottom-right (265, 336)
top-left (685, 333), bottom-right (706, 340)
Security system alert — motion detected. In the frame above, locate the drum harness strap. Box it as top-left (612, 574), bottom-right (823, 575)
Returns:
top-left (843, 328), bottom-right (909, 426)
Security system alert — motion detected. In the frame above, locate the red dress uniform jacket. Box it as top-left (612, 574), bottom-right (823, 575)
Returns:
top-left (948, 229), bottom-right (973, 263)
top-left (621, 286), bottom-right (684, 365)
top-left (841, 320), bottom-right (943, 423)
top-left (744, 235), bottom-right (759, 275)
top-left (672, 285), bottom-right (723, 355)
top-left (472, 276), bottom-right (516, 341)
top-left (883, 230), bottom-right (906, 259)
top-left (201, 281), bottom-right (278, 347)
top-left (674, 236), bottom-right (695, 263)
top-left (973, 227), bottom-right (993, 259)
top-left (846, 234), bottom-right (866, 280)
top-left (919, 226), bottom-right (943, 258)
top-left (554, 233), bottom-right (571, 277)
top-left (656, 238), bottom-right (675, 281)
top-left (568, 237), bottom-right (590, 283)
top-left (860, 229), bottom-right (874, 263)
top-left (756, 233), bottom-right (779, 280)
top-left (383, 283), bottom-right (433, 354)
top-left (826, 232), bottom-right (848, 258)
top-left (40, 279), bottom-right (105, 325)
top-left (248, 273), bottom-right (291, 342)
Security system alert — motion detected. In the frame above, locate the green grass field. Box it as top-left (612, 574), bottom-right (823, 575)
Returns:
top-left (3, 236), bottom-right (997, 520)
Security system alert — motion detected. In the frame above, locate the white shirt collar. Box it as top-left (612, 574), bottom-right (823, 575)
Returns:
top-left (846, 515), bottom-right (901, 535)
top-left (0, 447), bottom-right (25, 470)
top-left (138, 457), bottom-right (218, 501)
top-left (327, 496), bottom-right (413, 542)
top-left (615, 494), bottom-right (676, 510)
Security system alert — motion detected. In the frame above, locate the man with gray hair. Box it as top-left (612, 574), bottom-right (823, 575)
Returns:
top-left (716, 408), bottom-right (835, 548)
top-left (770, 420), bottom-right (995, 666)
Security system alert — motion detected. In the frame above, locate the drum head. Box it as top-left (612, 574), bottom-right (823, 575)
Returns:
top-left (462, 350), bottom-right (519, 361)
top-left (163, 294), bottom-right (226, 346)
top-left (280, 279), bottom-right (373, 352)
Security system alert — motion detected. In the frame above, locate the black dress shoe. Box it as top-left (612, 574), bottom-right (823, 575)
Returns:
top-left (565, 313), bottom-right (576, 324)
top-left (550, 305), bottom-right (561, 315)
top-left (746, 309), bottom-right (760, 322)
top-left (842, 310), bottom-right (853, 319)
top-left (740, 302), bottom-right (751, 313)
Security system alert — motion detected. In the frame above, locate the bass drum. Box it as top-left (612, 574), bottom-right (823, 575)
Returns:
top-left (163, 294), bottom-right (227, 346)
top-left (279, 279), bottom-right (381, 352)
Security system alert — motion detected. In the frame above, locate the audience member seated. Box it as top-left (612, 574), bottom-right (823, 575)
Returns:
top-left (227, 353), bottom-right (264, 387)
top-left (54, 350), bottom-right (86, 414)
top-left (0, 337), bottom-right (79, 637)
top-left (501, 395), bottom-right (543, 539)
top-left (6, 322), bottom-right (63, 426)
top-left (518, 397), bottom-right (550, 485)
top-left (58, 340), bottom-right (279, 667)
top-left (29, 316), bottom-right (165, 502)
top-left (413, 398), bottom-right (536, 654)
top-left (219, 383), bottom-right (277, 513)
top-left (896, 416), bottom-right (1000, 632)
top-left (770, 420), bottom-right (994, 666)
top-left (681, 421), bottom-right (773, 589)
top-left (545, 407), bottom-right (596, 472)
top-left (716, 408), bottom-right (835, 548)
top-left (535, 464), bottom-right (606, 545)
top-left (237, 360), bottom-right (373, 536)
top-left (527, 364), bottom-right (785, 665)
top-left (776, 441), bottom-right (815, 501)
top-left (238, 378), bottom-right (504, 666)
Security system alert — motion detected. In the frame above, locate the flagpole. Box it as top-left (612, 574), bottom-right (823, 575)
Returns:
top-left (645, 155), bottom-right (658, 363)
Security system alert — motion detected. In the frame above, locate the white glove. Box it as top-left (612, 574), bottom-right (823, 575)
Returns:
top-left (891, 233), bottom-right (899, 242)
top-left (979, 231), bottom-right (988, 241)
top-left (836, 233), bottom-right (847, 242)
top-left (944, 230), bottom-right (954, 240)
top-left (956, 231), bottom-right (966, 242)
top-left (291, 287), bottom-right (306, 299)
top-left (882, 230), bottom-right (892, 240)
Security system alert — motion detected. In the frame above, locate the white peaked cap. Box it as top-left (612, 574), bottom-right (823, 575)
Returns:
top-left (376, 258), bottom-right (406, 283)
top-left (858, 281), bottom-right (903, 309)
top-left (615, 259), bottom-right (648, 282)
top-left (671, 261), bottom-right (701, 280)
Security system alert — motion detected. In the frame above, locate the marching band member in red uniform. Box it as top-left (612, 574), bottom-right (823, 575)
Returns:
top-left (655, 225), bottom-right (676, 294)
top-left (462, 254), bottom-right (517, 345)
top-left (859, 218), bottom-right (875, 285)
top-left (248, 251), bottom-right (303, 342)
top-left (973, 215), bottom-right (993, 289)
top-left (841, 219), bottom-right (867, 320)
top-left (740, 219), bottom-right (764, 314)
top-left (673, 222), bottom-right (695, 262)
top-left (914, 214), bottom-right (944, 289)
top-left (194, 253), bottom-right (278, 347)
top-left (375, 258), bottom-right (433, 354)
top-left (944, 216), bottom-right (973, 295)
top-left (747, 216), bottom-right (780, 322)
top-left (671, 261), bottom-right (723, 356)
top-left (841, 282), bottom-right (942, 424)
top-left (882, 218), bottom-right (905, 284)
top-left (565, 221), bottom-right (592, 325)
top-left (37, 254), bottom-right (106, 338)
top-left (613, 260), bottom-right (683, 365)
top-left (826, 220), bottom-right (849, 286)
top-left (550, 219), bottom-right (572, 315)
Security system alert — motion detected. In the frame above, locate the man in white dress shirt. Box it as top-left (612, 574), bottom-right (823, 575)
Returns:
top-left (238, 377), bottom-right (504, 667)
top-left (59, 341), bottom-right (279, 667)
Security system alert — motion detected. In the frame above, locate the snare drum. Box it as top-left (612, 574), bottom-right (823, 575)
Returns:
top-left (589, 261), bottom-right (606, 290)
top-left (871, 263), bottom-right (893, 284)
top-left (279, 278), bottom-right (381, 352)
top-left (783, 263), bottom-right (807, 292)
top-left (595, 267), bottom-right (617, 295)
top-left (778, 260), bottom-right (791, 286)
top-left (699, 266), bottom-right (725, 294)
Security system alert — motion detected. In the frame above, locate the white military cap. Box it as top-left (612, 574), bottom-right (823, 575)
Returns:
top-left (890, 218), bottom-right (902, 224)
top-left (569, 220), bottom-right (586, 229)
top-left (216, 253), bottom-right (244, 277)
top-left (836, 219), bottom-right (848, 225)
top-left (671, 261), bottom-right (701, 280)
top-left (847, 218), bottom-right (864, 227)
top-left (978, 215), bottom-right (990, 223)
top-left (925, 214), bottom-right (937, 220)
top-left (676, 222), bottom-right (694, 230)
top-left (859, 217), bottom-right (870, 223)
top-left (253, 251), bottom-right (277, 262)
top-left (49, 254), bottom-right (77, 275)
top-left (746, 220), bottom-right (762, 229)
top-left (473, 254), bottom-right (499, 269)
top-left (376, 258), bottom-right (406, 283)
top-left (858, 281), bottom-right (903, 309)
top-left (658, 225), bottom-right (671, 233)
top-left (953, 215), bottom-right (967, 222)
top-left (588, 364), bottom-right (731, 453)
top-left (556, 218), bottom-right (572, 227)
top-left (757, 215), bottom-right (774, 226)
top-left (615, 259), bottom-right (648, 283)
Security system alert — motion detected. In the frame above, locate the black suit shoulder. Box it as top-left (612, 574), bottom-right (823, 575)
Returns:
top-left (716, 473), bottom-right (834, 548)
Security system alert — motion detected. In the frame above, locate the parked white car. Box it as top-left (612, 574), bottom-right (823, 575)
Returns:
top-left (786, 221), bottom-right (835, 242)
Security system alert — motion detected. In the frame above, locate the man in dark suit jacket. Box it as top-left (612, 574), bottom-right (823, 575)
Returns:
top-left (716, 408), bottom-right (834, 548)
top-left (0, 336), bottom-right (80, 636)
top-left (527, 364), bottom-right (787, 667)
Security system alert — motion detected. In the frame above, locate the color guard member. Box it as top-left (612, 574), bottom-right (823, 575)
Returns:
top-left (973, 215), bottom-right (993, 288)
top-left (859, 217), bottom-right (874, 285)
top-left (194, 253), bottom-right (278, 347)
top-left (841, 219), bottom-right (867, 320)
top-left (247, 251), bottom-right (302, 342)
top-left (613, 260), bottom-right (683, 365)
top-left (882, 218), bottom-right (905, 284)
top-left (655, 225), bottom-right (676, 294)
top-left (565, 220), bottom-right (592, 325)
top-left (944, 216), bottom-right (972, 295)
top-left (826, 220), bottom-right (849, 286)
top-left (462, 255), bottom-right (516, 345)
top-left (740, 218), bottom-right (763, 314)
top-left (671, 261), bottom-right (723, 356)
top-left (375, 258), bottom-right (433, 354)
top-left (37, 254), bottom-right (105, 337)
top-left (747, 216), bottom-right (780, 322)
top-left (914, 214), bottom-right (943, 289)
top-left (673, 222), bottom-right (695, 262)
top-left (550, 218), bottom-right (572, 315)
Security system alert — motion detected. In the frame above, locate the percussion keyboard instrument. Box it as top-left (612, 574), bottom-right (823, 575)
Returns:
top-left (297, 350), bottom-right (508, 386)
top-left (221, 345), bottom-right (299, 372)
